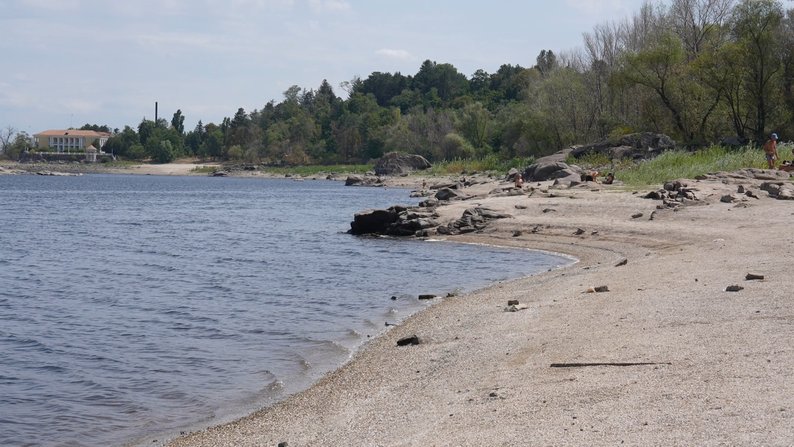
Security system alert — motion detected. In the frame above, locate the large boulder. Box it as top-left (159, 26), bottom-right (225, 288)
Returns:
top-left (570, 132), bottom-right (676, 160)
top-left (349, 208), bottom-right (400, 235)
top-left (374, 152), bottom-right (432, 176)
top-left (349, 205), bottom-right (439, 237)
top-left (522, 161), bottom-right (582, 182)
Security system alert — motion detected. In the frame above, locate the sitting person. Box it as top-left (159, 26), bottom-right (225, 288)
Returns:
top-left (602, 172), bottom-right (615, 184)
top-left (580, 170), bottom-right (599, 182)
top-left (514, 174), bottom-right (524, 188)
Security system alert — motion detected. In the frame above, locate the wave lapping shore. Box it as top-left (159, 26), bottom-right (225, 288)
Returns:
top-left (159, 170), bottom-right (792, 446)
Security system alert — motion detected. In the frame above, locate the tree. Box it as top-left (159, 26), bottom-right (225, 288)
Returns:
top-left (0, 126), bottom-right (16, 156)
top-left (103, 126), bottom-right (139, 158)
top-left (619, 33), bottom-right (716, 144)
top-left (669, 0), bottom-right (734, 59)
top-left (535, 50), bottom-right (558, 77)
top-left (731, 0), bottom-right (785, 144)
top-left (184, 120), bottom-right (205, 155)
top-left (456, 102), bottom-right (492, 152)
top-left (171, 109), bottom-right (185, 135)
top-left (79, 123), bottom-right (111, 132)
top-left (356, 72), bottom-right (410, 107)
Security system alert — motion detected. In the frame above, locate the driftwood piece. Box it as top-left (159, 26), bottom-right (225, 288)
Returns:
top-left (550, 362), bottom-right (671, 368)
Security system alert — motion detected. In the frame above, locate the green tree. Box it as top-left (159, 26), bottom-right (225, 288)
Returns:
top-left (151, 140), bottom-right (176, 163)
top-left (3, 131), bottom-right (31, 160)
top-left (103, 126), bottom-right (139, 158)
top-left (731, 0), bottom-right (785, 143)
top-left (456, 101), bottom-right (492, 152)
top-left (535, 49), bottom-right (558, 77)
top-left (171, 109), bottom-right (185, 135)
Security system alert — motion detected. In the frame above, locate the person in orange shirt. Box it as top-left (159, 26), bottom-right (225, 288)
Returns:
top-left (763, 133), bottom-right (779, 169)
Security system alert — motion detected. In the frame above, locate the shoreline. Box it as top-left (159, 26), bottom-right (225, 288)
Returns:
top-left (163, 170), bottom-right (794, 446)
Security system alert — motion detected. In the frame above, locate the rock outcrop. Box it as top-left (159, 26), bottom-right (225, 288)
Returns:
top-left (522, 161), bottom-right (582, 183)
top-left (436, 207), bottom-right (512, 235)
top-left (345, 175), bottom-right (383, 187)
top-left (349, 205), bottom-right (439, 236)
top-left (570, 132), bottom-right (676, 160)
top-left (373, 152), bottom-right (432, 176)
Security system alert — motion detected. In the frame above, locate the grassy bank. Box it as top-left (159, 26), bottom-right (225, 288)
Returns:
top-left (571, 145), bottom-right (788, 186)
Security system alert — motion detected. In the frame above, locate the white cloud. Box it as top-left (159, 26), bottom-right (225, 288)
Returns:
top-left (375, 48), bottom-right (415, 62)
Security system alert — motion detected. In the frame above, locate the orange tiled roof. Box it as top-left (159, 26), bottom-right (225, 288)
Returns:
top-left (35, 129), bottom-right (112, 138)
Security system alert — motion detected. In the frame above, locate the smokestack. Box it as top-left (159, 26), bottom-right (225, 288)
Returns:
top-left (155, 102), bottom-right (158, 122)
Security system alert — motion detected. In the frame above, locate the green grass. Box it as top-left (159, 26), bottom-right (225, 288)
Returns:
top-left (258, 164), bottom-right (373, 176)
top-left (614, 146), bottom-right (770, 186)
top-left (190, 165), bottom-right (218, 174)
top-left (428, 155), bottom-right (535, 175)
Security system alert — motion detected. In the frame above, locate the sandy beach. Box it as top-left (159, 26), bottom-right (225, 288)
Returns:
top-left (154, 170), bottom-right (793, 446)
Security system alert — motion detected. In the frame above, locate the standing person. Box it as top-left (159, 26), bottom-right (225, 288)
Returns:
top-left (763, 133), bottom-right (779, 169)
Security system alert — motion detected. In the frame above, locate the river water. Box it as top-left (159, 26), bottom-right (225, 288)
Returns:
top-left (0, 174), bottom-right (569, 446)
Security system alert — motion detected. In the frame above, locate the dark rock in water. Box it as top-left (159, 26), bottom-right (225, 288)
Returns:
top-left (397, 335), bottom-right (421, 346)
top-left (373, 152), bottom-right (431, 176)
top-left (345, 175), bottom-right (382, 187)
top-left (418, 294), bottom-right (437, 300)
top-left (349, 208), bottom-right (400, 235)
top-left (350, 205), bottom-right (439, 237)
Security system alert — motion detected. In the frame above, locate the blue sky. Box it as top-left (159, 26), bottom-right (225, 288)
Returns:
top-left (0, 0), bottom-right (652, 134)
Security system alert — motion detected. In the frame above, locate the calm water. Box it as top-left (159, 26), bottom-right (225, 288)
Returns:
top-left (0, 174), bottom-right (569, 447)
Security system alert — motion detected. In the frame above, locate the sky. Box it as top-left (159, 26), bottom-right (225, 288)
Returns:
top-left (0, 0), bottom-right (653, 135)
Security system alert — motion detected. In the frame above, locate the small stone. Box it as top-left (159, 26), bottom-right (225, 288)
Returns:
top-left (720, 194), bottom-right (737, 203)
top-left (505, 303), bottom-right (529, 312)
top-left (593, 285), bottom-right (609, 293)
top-left (737, 185), bottom-right (746, 194)
top-left (397, 335), bottom-right (420, 346)
top-left (278, 442), bottom-right (289, 447)
top-left (615, 258), bottom-right (628, 267)
top-left (631, 212), bottom-right (643, 219)
top-left (507, 299), bottom-right (520, 306)
top-left (745, 273), bottom-right (765, 281)
top-left (418, 294), bottom-right (437, 300)
top-left (512, 230), bottom-right (522, 237)
top-left (574, 228), bottom-right (585, 235)
top-left (725, 285), bottom-right (744, 292)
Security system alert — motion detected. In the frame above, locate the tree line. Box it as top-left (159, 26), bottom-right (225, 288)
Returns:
top-left (3, 0), bottom-right (793, 165)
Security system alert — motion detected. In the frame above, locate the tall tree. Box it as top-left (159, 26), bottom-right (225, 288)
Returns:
top-left (731, 0), bottom-right (785, 143)
top-left (171, 109), bottom-right (185, 135)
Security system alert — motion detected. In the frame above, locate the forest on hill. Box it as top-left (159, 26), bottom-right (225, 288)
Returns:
top-left (4, 0), bottom-right (793, 166)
